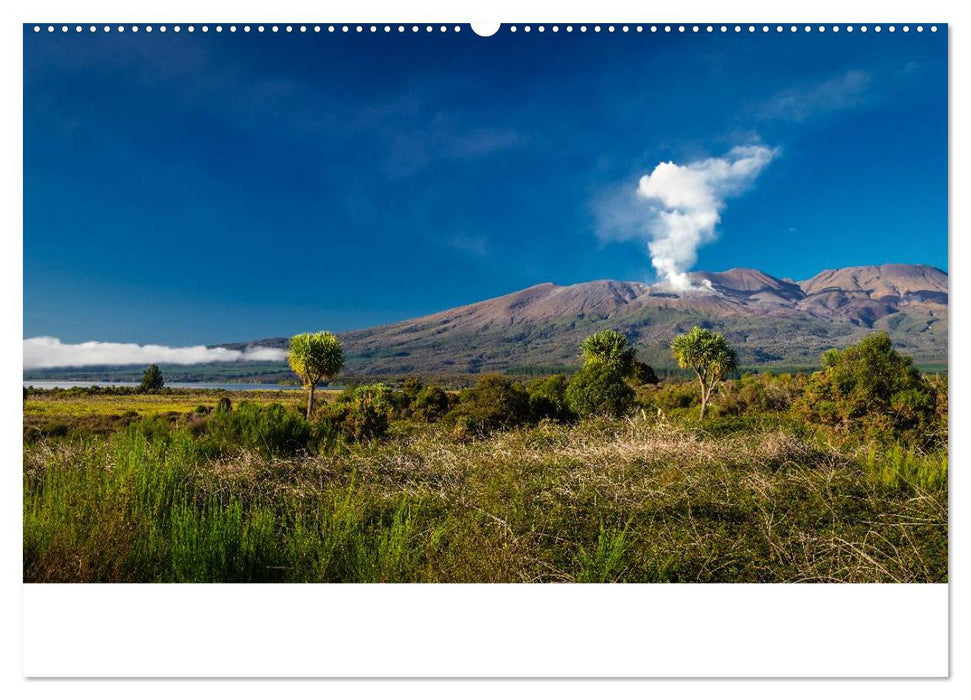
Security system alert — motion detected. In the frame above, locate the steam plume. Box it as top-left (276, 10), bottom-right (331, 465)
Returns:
top-left (23, 336), bottom-right (287, 369)
top-left (599, 145), bottom-right (778, 290)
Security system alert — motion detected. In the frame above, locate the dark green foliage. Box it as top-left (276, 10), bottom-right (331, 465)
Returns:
top-left (203, 401), bottom-right (313, 457)
top-left (332, 384), bottom-right (395, 441)
top-left (795, 332), bottom-right (940, 447)
top-left (565, 365), bottom-right (634, 418)
top-left (629, 360), bottom-right (660, 387)
top-left (139, 364), bottom-right (165, 393)
top-left (527, 374), bottom-right (573, 421)
top-left (413, 385), bottom-right (451, 422)
top-left (565, 331), bottom-right (641, 418)
top-left (401, 377), bottom-right (423, 405)
top-left (445, 374), bottom-right (531, 435)
top-left (216, 396), bottom-right (232, 413)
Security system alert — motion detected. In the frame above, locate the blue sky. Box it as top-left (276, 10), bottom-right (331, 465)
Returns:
top-left (24, 26), bottom-right (947, 345)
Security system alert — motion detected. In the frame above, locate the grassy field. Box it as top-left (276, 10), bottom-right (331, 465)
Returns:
top-left (23, 388), bottom-right (341, 437)
top-left (23, 387), bottom-right (947, 583)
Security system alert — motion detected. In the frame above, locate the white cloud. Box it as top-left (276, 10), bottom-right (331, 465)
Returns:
top-left (23, 337), bottom-right (287, 369)
top-left (596, 145), bottom-right (778, 290)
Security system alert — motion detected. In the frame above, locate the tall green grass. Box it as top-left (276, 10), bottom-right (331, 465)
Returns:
top-left (24, 416), bottom-right (948, 583)
top-left (862, 443), bottom-right (948, 492)
top-left (23, 427), bottom-right (428, 582)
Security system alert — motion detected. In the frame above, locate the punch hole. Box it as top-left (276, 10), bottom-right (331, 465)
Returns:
top-left (470, 22), bottom-right (502, 37)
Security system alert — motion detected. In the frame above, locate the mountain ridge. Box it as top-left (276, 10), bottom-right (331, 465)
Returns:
top-left (228, 263), bottom-right (946, 375)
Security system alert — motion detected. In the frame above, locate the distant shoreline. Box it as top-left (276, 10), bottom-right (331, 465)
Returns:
top-left (22, 380), bottom-right (317, 392)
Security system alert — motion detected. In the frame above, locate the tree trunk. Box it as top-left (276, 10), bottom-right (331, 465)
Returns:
top-left (307, 383), bottom-right (316, 419)
top-left (698, 375), bottom-right (709, 421)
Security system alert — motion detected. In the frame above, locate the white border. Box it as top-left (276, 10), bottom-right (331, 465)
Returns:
top-left (23, 584), bottom-right (948, 677)
top-left (4, 0), bottom-right (963, 687)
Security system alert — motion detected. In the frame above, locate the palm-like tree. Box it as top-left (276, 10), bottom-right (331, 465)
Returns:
top-left (288, 331), bottom-right (344, 418)
top-left (670, 327), bottom-right (737, 420)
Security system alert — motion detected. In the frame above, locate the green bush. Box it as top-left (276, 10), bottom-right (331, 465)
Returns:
top-left (637, 381), bottom-right (699, 411)
top-left (528, 374), bottom-right (573, 421)
top-left (629, 360), bottom-right (660, 387)
top-left (413, 385), bottom-right (451, 422)
top-left (332, 384), bottom-right (395, 441)
top-left (566, 365), bottom-right (634, 418)
top-left (715, 373), bottom-right (804, 416)
top-left (445, 374), bottom-right (531, 436)
top-left (401, 377), bottom-right (423, 406)
top-left (203, 402), bottom-right (313, 457)
top-left (795, 332), bottom-right (940, 447)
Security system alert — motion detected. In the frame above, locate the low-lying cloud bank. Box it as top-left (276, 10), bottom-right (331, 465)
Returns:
top-left (23, 336), bottom-right (287, 369)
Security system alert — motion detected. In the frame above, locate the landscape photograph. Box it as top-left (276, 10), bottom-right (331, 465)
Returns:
top-left (23, 23), bottom-right (947, 583)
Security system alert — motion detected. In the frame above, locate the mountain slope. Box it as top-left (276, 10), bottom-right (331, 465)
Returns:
top-left (228, 263), bottom-right (947, 376)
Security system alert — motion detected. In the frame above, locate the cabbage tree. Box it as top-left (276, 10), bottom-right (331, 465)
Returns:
top-left (288, 331), bottom-right (344, 419)
top-left (671, 327), bottom-right (737, 420)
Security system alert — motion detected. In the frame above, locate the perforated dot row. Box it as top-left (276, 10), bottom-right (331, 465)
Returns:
top-left (31, 24), bottom-right (940, 35)
top-left (31, 24), bottom-right (467, 34)
top-left (510, 24), bottom-right (936, 34)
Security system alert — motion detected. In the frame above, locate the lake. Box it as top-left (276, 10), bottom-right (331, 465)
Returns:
top-left (22, 380), bottom-right (310, 391)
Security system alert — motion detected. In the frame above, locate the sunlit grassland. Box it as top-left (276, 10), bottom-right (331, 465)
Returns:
top-left (24, 389), bottom-right (317, 417)
top-left (23, 411), bottom-right (947, 583)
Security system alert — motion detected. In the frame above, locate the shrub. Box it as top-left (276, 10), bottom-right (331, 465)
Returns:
top-left (332, 384), bottom-right (395, 441)
top-left (413, 385), bottom-right (450, 422)
top-left (401, 377), bottom-right (424, 405)
top-left (629, 360), bottom-right (660, 387)
top-left (445, 374), bottom-right (531, 435)
top-left (203, 402), bottom-right (313, 457)
top-left (637, 381), bottom-right (699, 411)
top-left (715, 373), bottom-right (802, 416)
top-left (794, 332), bottom-right (939, 447)
top-left (566, 365), bottom-right (634, 418)
top-left (528, 374), bottom-right (573, 421)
